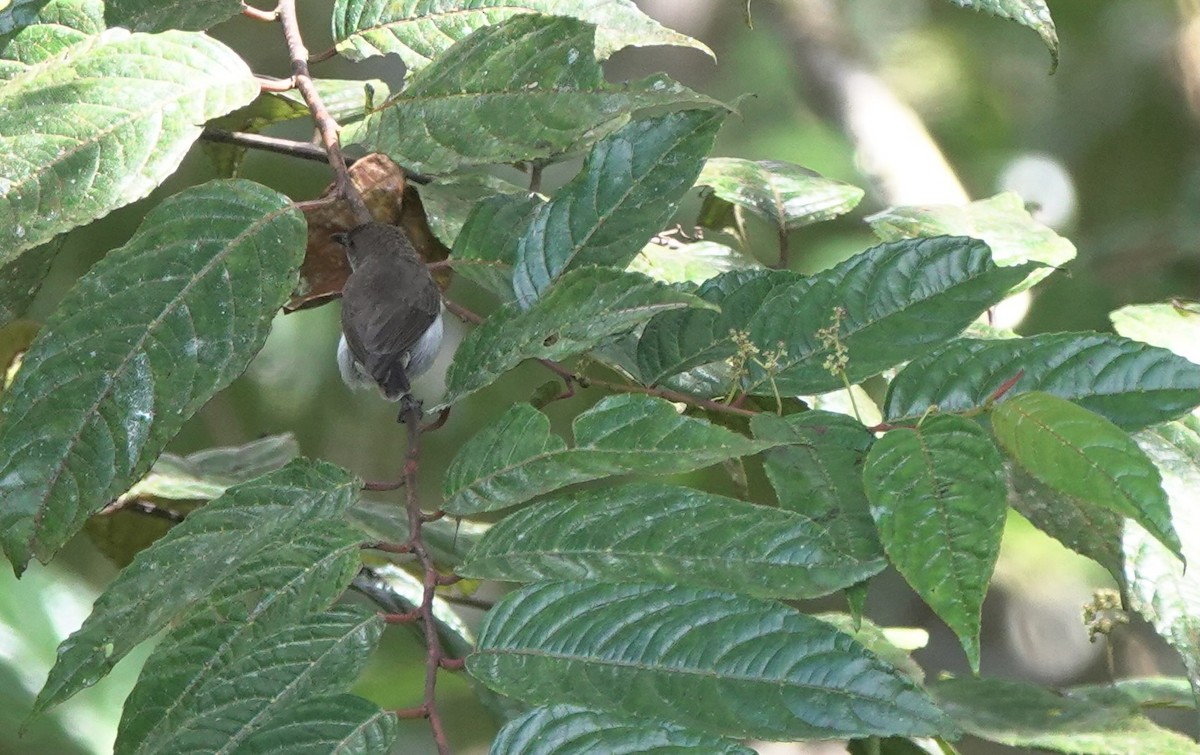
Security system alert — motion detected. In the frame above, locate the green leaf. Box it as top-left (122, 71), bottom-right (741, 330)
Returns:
top-left (332, 0), bottom-right (714, 70)
top-left (104, 0), bottom-right (242, 32)
top-left (1111, 301), bottom-right (1200, 367)
top-left (931, 677), bottom-right (1200, 754)
top-left (697, 158), bottom-right (864, 232)
top-left (1006, 464), bottom-right (1124, 583)
top-left (422, 172), bottom-right (526, 258)
top-left (884, 333), bottom-right (1200, 429)
top-left (740, 236), bottom-right (1035, 396)
top-left (459, 482), bottom-right (885, 598)
top-left (451, 192), bottom-right (543, 300)
top-left (34, 459), bottom-right (361, 713)
top-left (349, 498), bottom-right (489, 564)
top-left (864, 415), bottom-right (1007, 671)
top-left (116, 605), bottom-right (386, 755)
top-left (0, 29), bottom-right (259, 259)
top-left (0, 237), bottom-right (59, 328)
top-left (443, 395), bottom-right (773, 515)
top-left (440, 267), bottom-right (713, 406)
top-left (511, 108), bottom-right (725, 305)
top-left (342, 15), bottom-right (721, 174)
top-left (354, 563), bottom-right (475, 659)
top-left (470, 580), bottom-right (953, 740)
top-left (867, 192), bottom-right (1074, 292)
top-left (1125, 422), bottom-right (1200, 709)
top-left (236, 695), bottom-right (398, 755)
top-left (491, 704), bottom-right (754, 755)
top-left (752, 411), bottom-right (884, 567)
top-left (815, 613), bottom-right (929, 685)
top-left (0, 23), bottom-right (91, 79)
top-left (943, 1), bottom-right (1058, 72)
top-left (633, 268), bottom-right (800, 390)
top-left (627, 238), bottom-right (759, 286)
top-left (0, 180), bottom-right (306, 572)
top-left (0, 0), bottom-right (104, 36)
top-left (991, 391), bottom-right (1180, 557)
top-left (124, 434), bottom-right (301, 501)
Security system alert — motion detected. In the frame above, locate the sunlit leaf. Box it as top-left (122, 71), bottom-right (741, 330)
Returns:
top-left (332, 0), bottom-right (713, 70)
top-left (697, 158), bottom-right (864, 233)
top-left (0, 29), bottom-right (259, 258)
top-left (342, 15), bottom-right (720, 173)
top-left (867, 192), bottom-right (1073, 291)
top-left (1111, 302), bottom-right (1200, 368)
top-left (0, 180), bottom-right (306, 572)
top-left (1125, 422), bottom-right (1200, 709)
top-left (103, 0), bottom-right (241, 32)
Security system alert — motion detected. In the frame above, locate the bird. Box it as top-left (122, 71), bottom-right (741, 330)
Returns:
top-left (335, 222), bottom-right (443, 419)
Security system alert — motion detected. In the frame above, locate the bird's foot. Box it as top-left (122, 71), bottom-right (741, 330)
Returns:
top-left (397, 394), bottom-right (424, 424)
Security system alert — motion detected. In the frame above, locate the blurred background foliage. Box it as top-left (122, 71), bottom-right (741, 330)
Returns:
top-left (5, 1), bottom-right (1200, 753)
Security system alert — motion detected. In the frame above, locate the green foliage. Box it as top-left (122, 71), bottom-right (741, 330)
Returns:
top-left (3, 2), bottom-right (1200, 753)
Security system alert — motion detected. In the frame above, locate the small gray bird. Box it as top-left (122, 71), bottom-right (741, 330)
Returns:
top-left (335, 222), bottom-right (443, 416)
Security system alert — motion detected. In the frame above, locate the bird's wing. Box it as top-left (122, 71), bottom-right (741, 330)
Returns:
top-left (340, 257), bottom-right (440, 385)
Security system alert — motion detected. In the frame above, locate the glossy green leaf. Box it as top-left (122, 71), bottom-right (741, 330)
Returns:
top-left (697, 158), bottom-right (864, 232)
top-left (1111, 301), bottom-right (1200, 367)
top-left (0, 180), bottom-right (306, 572)
top-left (470, 580), bottom-right (953, 740)
top-left (123, 434), bottom-right (300, 502)
top-left (104, 0), bottom-right (241, 31)
top-left (944, 1), bottom-right (1058, 72)
top-left (753, 411), bottom-right (883, 566)
top-left (991, 391), bottom-right (1180, 557)
top-left (741, 236), bottom-right (1035, 396)
top-left (1070, 677), bottom-right (1198, 710)
top-left (0, 29), bottom-right (259, 258)
top-left (332, 0), bottom-right (713, 69)
top-left (440, 267), bottom-right (713, 406)
top-left (511, 108), bottom-right (725, 305)
top-left (342, 15), bottom-right (720, 174)
top-left (864, 415), bottom-right (1007, 671)
top-left (867, 192), bottom-right (1074, 292)
top-left (236, 695), bottom-right (398, 755)
top-left (0, 237), bottom-right (59, 328)
top-left (459, 482), bottom-right (885, 597)
top-left (1006, 464), bottom-right (1124, 582)
top-left (491, 704), bottom-right (754, 755)
top-left (443, 396), bottom-right (773, 514)
top-left (35, 459), bottom-right (361, 713)
top-left (451, 192), bottom-right (543, 300)
top-left (633, 268), bottom-right (800, 390)
top-left (116, 605), bottom-right (385, 755)
top-left (627, 239), bottom-right (759, 286)
top-left (931, 677), bottom-right (1199, 754)
top-left (884, 333), bottom-right (1200, 429)
top-left (1125, 422), bottom-right (1200, 708)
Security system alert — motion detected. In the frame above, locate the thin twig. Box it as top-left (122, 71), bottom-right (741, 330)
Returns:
top-left (200, 127), bottom-right (348, 165)
top-left (277, 0), bottom-right (373, 225)
top-left (399, 402), bottom-right (453, 754)
top-left (309, 46), bottom-right (337, 64)
top-left (240, 2), bottom-right (277, 21)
